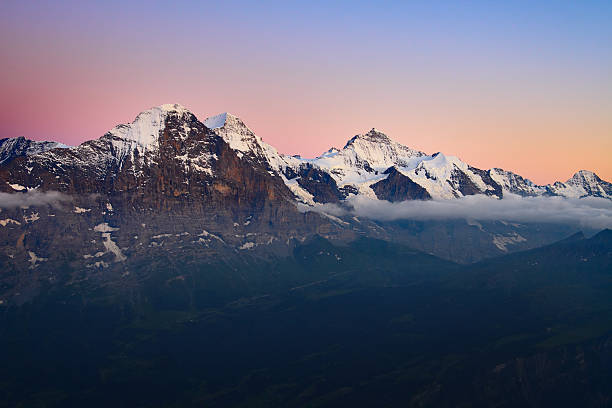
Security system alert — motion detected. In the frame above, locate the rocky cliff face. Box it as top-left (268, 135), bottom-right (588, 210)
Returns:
top-left (0, 105), bottom-right (344, 304)
top-left (371, 166), bottom-right (432, 201)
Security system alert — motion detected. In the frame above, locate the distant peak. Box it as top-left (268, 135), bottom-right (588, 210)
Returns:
top-left (203, 112), bottom-right (245, 130)
top-left (0, 135), bottom-right (69, 147)
top-left (106, 104), bottom-right (194, 149)
top-left (344, 128), bottom-right (391, 148)
top-left (568, 169), bottom-right (601, 183)
top-left (318, 147), bottom-right (340, 158)
top-left (9, 136), bottom-right (26, 142)
top-left (365, 128), bottom-right (390, 139)
top-left (0, 136), bottom-right (69, 164)
top-left (127, 104), bottom-right (194, 126)
top-left (572, 169), bottom-right (597, 178)
top-left (133, 104), bottom-right (194, 119)
top-left (158, 103), bottom-right (190, 113)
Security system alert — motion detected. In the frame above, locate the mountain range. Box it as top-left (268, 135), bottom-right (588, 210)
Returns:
top-left (0, 104), bottom-right (610, 304)
top-left (2, 104), bottom-right (610, 203)
top-left (1, 104), bottom-right (612, 407)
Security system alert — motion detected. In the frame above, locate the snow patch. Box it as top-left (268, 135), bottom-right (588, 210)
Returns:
top-left (23, 212), bottom-right (40, 223)
top-left (203, 112), bottom-right (228, 129)
top-left (8, 183), bottom-right (26, 191)
top-left (0, 218), bottom-right (20, 227)
top-left (28, 251), bottom-right (47, 269)
top-left (492, 233), bottom-right (527, 252)
top-left (93, 223), bottom-right (126, 262)
top-left (466, 219), bottom-right (484, 231)
top-left (239, 242), bottom-right (255, 250)
top-left (87, 261), bottom-right (110, 269)
top-left (199, 230), bottom-right (225, 243)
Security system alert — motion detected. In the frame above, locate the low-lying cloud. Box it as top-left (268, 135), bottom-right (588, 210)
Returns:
top-left (0, 190), bottom-right (71, 209)
top-left (301, 195), bottom-right (612, 230)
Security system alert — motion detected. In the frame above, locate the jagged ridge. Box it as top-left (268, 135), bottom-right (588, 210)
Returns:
top-left (2, 104), bottom-right (610, 204)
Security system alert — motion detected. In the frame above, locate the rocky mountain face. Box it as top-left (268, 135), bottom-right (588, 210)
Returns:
top-left (0, 105), bottom-right (343, 303)
top-left (371, 166), bottom-right (432, 201)
top-left (199, 115), bottom-right (611, 203)
top-left (0, 136), bottom-right (68, 165)
top-left (0, 104), bottom-right (610, 304)
top-left (4, 104), bottom-right (607, 204)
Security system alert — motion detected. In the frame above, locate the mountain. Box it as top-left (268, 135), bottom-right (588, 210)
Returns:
top-left (202, 113), bottom-right (611, 203)
top-left (0, 136), bottom-right (68, 165)
top-left (2, 104), bottom-right (609, 203)
top-left (0, 105), bottom-right (346, 305)
top-left (1, 104), bottom-right (611, 407)
top-left (550, 170), bottom-right (612, 198)
top-left (0, 104), bottom-right (610, 302)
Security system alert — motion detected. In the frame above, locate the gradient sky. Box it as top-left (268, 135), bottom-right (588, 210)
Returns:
top-left (1, 1), bottom-right (610, 184)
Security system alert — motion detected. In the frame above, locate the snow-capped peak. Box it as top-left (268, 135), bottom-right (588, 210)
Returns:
top-left (344, 128), bottom-right (392, 148)
top-left (204, 112), bottom-right (294, 172)
top-left (566, 170), bottom-right (611, 197)
top-left (0, 136), bottom-right (69, 165)
top-left (204, 112), bottom-right (244, 133)
top-left (541, 169), bottom-right (612, 199)
top-left (568, 170), bottom-right (598, 184)
top-left (319, 147), bottom-right (340, 158)
top-left (337, 128), bottom-right (425, 173)
top-left (106, 104), bottom-right (193, 150)
top-left (158, 103), bottom-right (190, 114)
top-left (203, 112), bottom-right (249, 130)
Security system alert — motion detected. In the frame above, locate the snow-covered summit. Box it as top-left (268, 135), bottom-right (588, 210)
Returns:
top-left (106, 104), bottom-right (193, 150)
top-left (205, 112), bottom-right (258, 152)
top-left (344, 128), bottom-right (392, 147)
top-left (319, 147), bottom-right (340, 158)
top-left (0, 136), bottom-right (69, 165)
top-left (204, 112), bottom-right (253, 132)
top-left (334, 128), bottom-right (426, 172)
top-left (204, 112), bottom-right (298, 173)
top-left (569, 170), bottom-right (600, 185)
top-left (158, 103), bottom-right (190, 114)
top-left (550, 170), bottom-right (612, 198)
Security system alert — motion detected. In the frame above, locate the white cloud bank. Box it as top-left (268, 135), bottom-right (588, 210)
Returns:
top-left (301, 195), bottom-right (612, 230)
top-left (0, 190), bottom-right (71, 209)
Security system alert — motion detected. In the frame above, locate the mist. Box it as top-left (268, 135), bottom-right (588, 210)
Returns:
top-left (0, 190), bottom-right (71, 209)
top-left (302, 195), bottom-right (612, 230)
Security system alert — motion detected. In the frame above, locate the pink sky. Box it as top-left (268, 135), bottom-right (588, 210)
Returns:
top-left (1, 1), bottom-right (610, 185)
